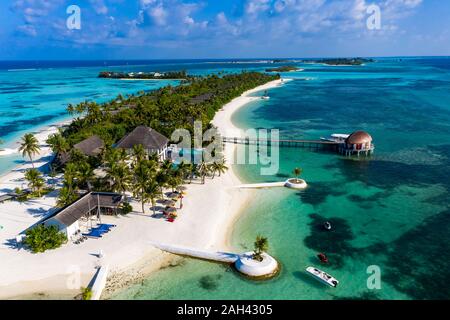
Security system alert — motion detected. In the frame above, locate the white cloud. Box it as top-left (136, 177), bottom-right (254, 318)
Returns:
top-left (90, 0), bottom-right (109, 15)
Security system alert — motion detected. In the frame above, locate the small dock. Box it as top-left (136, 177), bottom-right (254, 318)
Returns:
top-left (237, 182), bottom-right (285, 189)
top-left (90, 264), bottom-right (109, 300)
top-left (150, 242), bottom-right (239, 264)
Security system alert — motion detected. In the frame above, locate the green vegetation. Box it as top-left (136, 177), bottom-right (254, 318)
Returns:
top-left (293, 167), bottom-right (302, 179)
top-left (265, 65), bottom-right (301, 72)
top-left (24, 168), bottom-right (45, 197)
top-left (19, 133), bottom-right (40, 168)
top-left (24, 224), bottom-right (67, 253)
top-left (314, 58), bottom-right (374, 66)
top-left (99, 70), bottom-right (189, 80)
top-left (81, 287), bottom-right (93, 300)
top-left (120, 202), bottom-right (133, 214)
top-left (43, 72), bottom-right (271, 209)
top-left (253, 235), bottom-right (269, 262)
top-left (59, 72), bottom-right (278, 148)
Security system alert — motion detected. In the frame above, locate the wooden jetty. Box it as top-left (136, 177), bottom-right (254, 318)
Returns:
top-left (222, 136), bottom-right (339, 151)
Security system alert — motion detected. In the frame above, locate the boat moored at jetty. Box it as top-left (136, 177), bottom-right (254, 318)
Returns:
top-left (320, 133), bottom-right (350, 143)
top-left (306, 267), bottom-right (339, 287)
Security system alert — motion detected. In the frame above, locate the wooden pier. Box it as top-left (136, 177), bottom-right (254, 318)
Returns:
top-left (222, 136), bottom-right (339, 151)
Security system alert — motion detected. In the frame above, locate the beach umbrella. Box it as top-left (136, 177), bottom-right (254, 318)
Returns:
top-left (163, 199), bottom-right (176, 207)
top-left (168, 192), bottom-right (180, 199)
top-left (176, 186), bottom-right (187, 194)
top-left (165, 207), bottom-right (177, 217)
top-left (168, 192), bottom-right (184, 208)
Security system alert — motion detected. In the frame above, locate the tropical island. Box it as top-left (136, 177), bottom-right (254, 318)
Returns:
top-left (265, 65), bottom-right (302, 72)
top-left (0, 71), bottom-right (284, 299)
top-left (98, 70), bottom-right (190, 80)
top-left (309, 58), bottom-right (374, 66)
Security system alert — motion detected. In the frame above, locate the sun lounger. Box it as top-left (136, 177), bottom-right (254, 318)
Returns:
top-left (83, 229), bottom-right (103, 238)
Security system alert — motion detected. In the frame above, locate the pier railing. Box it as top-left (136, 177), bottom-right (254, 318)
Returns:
top-left (222, 136), bottom-right (339, 151)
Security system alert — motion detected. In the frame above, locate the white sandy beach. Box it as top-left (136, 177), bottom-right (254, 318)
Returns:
top-left (0, 78), bottom-right (287, 299)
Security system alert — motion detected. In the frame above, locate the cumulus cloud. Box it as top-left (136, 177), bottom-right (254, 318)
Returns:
top-left (6, 0), bottom-right (426, 55)
top-left (90, 0), bottom-right (109, 15)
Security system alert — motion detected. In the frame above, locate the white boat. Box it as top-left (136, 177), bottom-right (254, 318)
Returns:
top-left (306, 266), bottom-right (339, 287)
top-left (320, 133), bottom-right (349, 143)
top-left (261, 90), bottom-right (270, 100)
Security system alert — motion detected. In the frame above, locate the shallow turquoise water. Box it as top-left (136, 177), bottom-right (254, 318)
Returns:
top-left (111, 58), bottom-right (450, 300)
top-left (1, 59), bottom-right (449, 300)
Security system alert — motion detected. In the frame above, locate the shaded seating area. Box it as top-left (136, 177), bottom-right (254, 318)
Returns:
top-left (41, 192), bottom-right (123, 241)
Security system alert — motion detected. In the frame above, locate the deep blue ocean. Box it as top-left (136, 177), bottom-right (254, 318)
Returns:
top-left (1, 58), bottom-right (449, 299)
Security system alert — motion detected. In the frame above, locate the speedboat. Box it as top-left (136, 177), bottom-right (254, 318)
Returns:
top-left (320, 133), bottom-right (349, 143)
top-left (323, 221), bottom-right (332, 231)
top-left (306, 267), bottom-right (339, 287)
top-left (261, 90), bottom-right (270, 100)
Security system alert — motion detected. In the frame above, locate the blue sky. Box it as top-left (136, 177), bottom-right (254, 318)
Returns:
top-left (1, 0), bottom-right (449, 59)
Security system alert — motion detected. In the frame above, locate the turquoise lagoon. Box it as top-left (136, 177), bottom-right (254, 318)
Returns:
top-left (1, 59), bottom-right (449, 299)
top-left (111, 58), bottom-right (450, 300)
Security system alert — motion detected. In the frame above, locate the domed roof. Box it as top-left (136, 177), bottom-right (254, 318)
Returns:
top-left (346, 131), bottom-right (372, 144)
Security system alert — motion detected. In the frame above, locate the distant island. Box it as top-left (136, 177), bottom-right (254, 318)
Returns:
top-left (265, 65), bottom-right (302, 72)
top-left (310, 58), bottom-right (374, 66)
top-left (99, 70), bottom-right (189, 80)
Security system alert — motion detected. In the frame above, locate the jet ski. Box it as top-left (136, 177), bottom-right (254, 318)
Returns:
top-left (317, 253), bottom-right (329, 264)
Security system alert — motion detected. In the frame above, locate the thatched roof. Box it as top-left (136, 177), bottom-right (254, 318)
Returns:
top-left (116, 126), bottom-right (169, 150)
top-left (73, 135), bottom-right (104, 156)
top-left (43, 192), bottom-right (123, 227)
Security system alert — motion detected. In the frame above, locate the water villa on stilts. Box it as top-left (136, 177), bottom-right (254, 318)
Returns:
top-left (337, 131), bottom-right (374, 157)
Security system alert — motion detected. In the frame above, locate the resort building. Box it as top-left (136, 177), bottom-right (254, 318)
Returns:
top-left (40, 192), bottom-right (123, 240)
top-left (115, 126), bottom-right (169, 161)
top-left (339, 130), bottom-right (374, 156)
top-left (58, 135), bottom-right (105, 165)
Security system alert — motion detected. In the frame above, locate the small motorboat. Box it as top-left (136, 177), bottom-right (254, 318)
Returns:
top-left (306, 266), bottom-right (339, 287)
top-left (317, 253), bottom-right (329, 264)
top-left (261, 90), bottom-right (270, 100)
top-left (323, 221), bottom-right (332, 231)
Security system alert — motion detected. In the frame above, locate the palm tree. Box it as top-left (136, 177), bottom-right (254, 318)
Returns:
top-left (46, 133), bottom-right (68, 162)
top-left (19, 133), bottom-right (40, 168)
top-left (146, 180), bottom-right (161, 216)
top-left (63, 162), bottom-right (78, 189)
top-left (132, 144), bottom-right (146, 166)
top-left (57, 185), bottom-right (78, 207)
top-left (106, 163), bottom-right (132, 196)
top-left (177, 161), bottom-right (190, 180)
top-left (132, 163), bottom-right (152, 213)
top-left (197, 161), bottom-right (209, 184)
top-left (76, 161), bottom-right (94, 191)
top-left (66, 103), bottom-right (76, 117)
top-left (253, 235), bottom-right (269, 262)
top-left (211, 161), bottom-right (228, 178)
top-left (293, 167), bottom-right (303, 181)
top-left (24, 168), bottom-right (45, 197)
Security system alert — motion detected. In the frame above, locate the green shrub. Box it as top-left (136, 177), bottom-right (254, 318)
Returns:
top-left (121, 202), bottom-right (133, 214)
top-left (24, 224), bottom-right (67, 253)
top-left (81, 287), bottom-right (93, 300)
